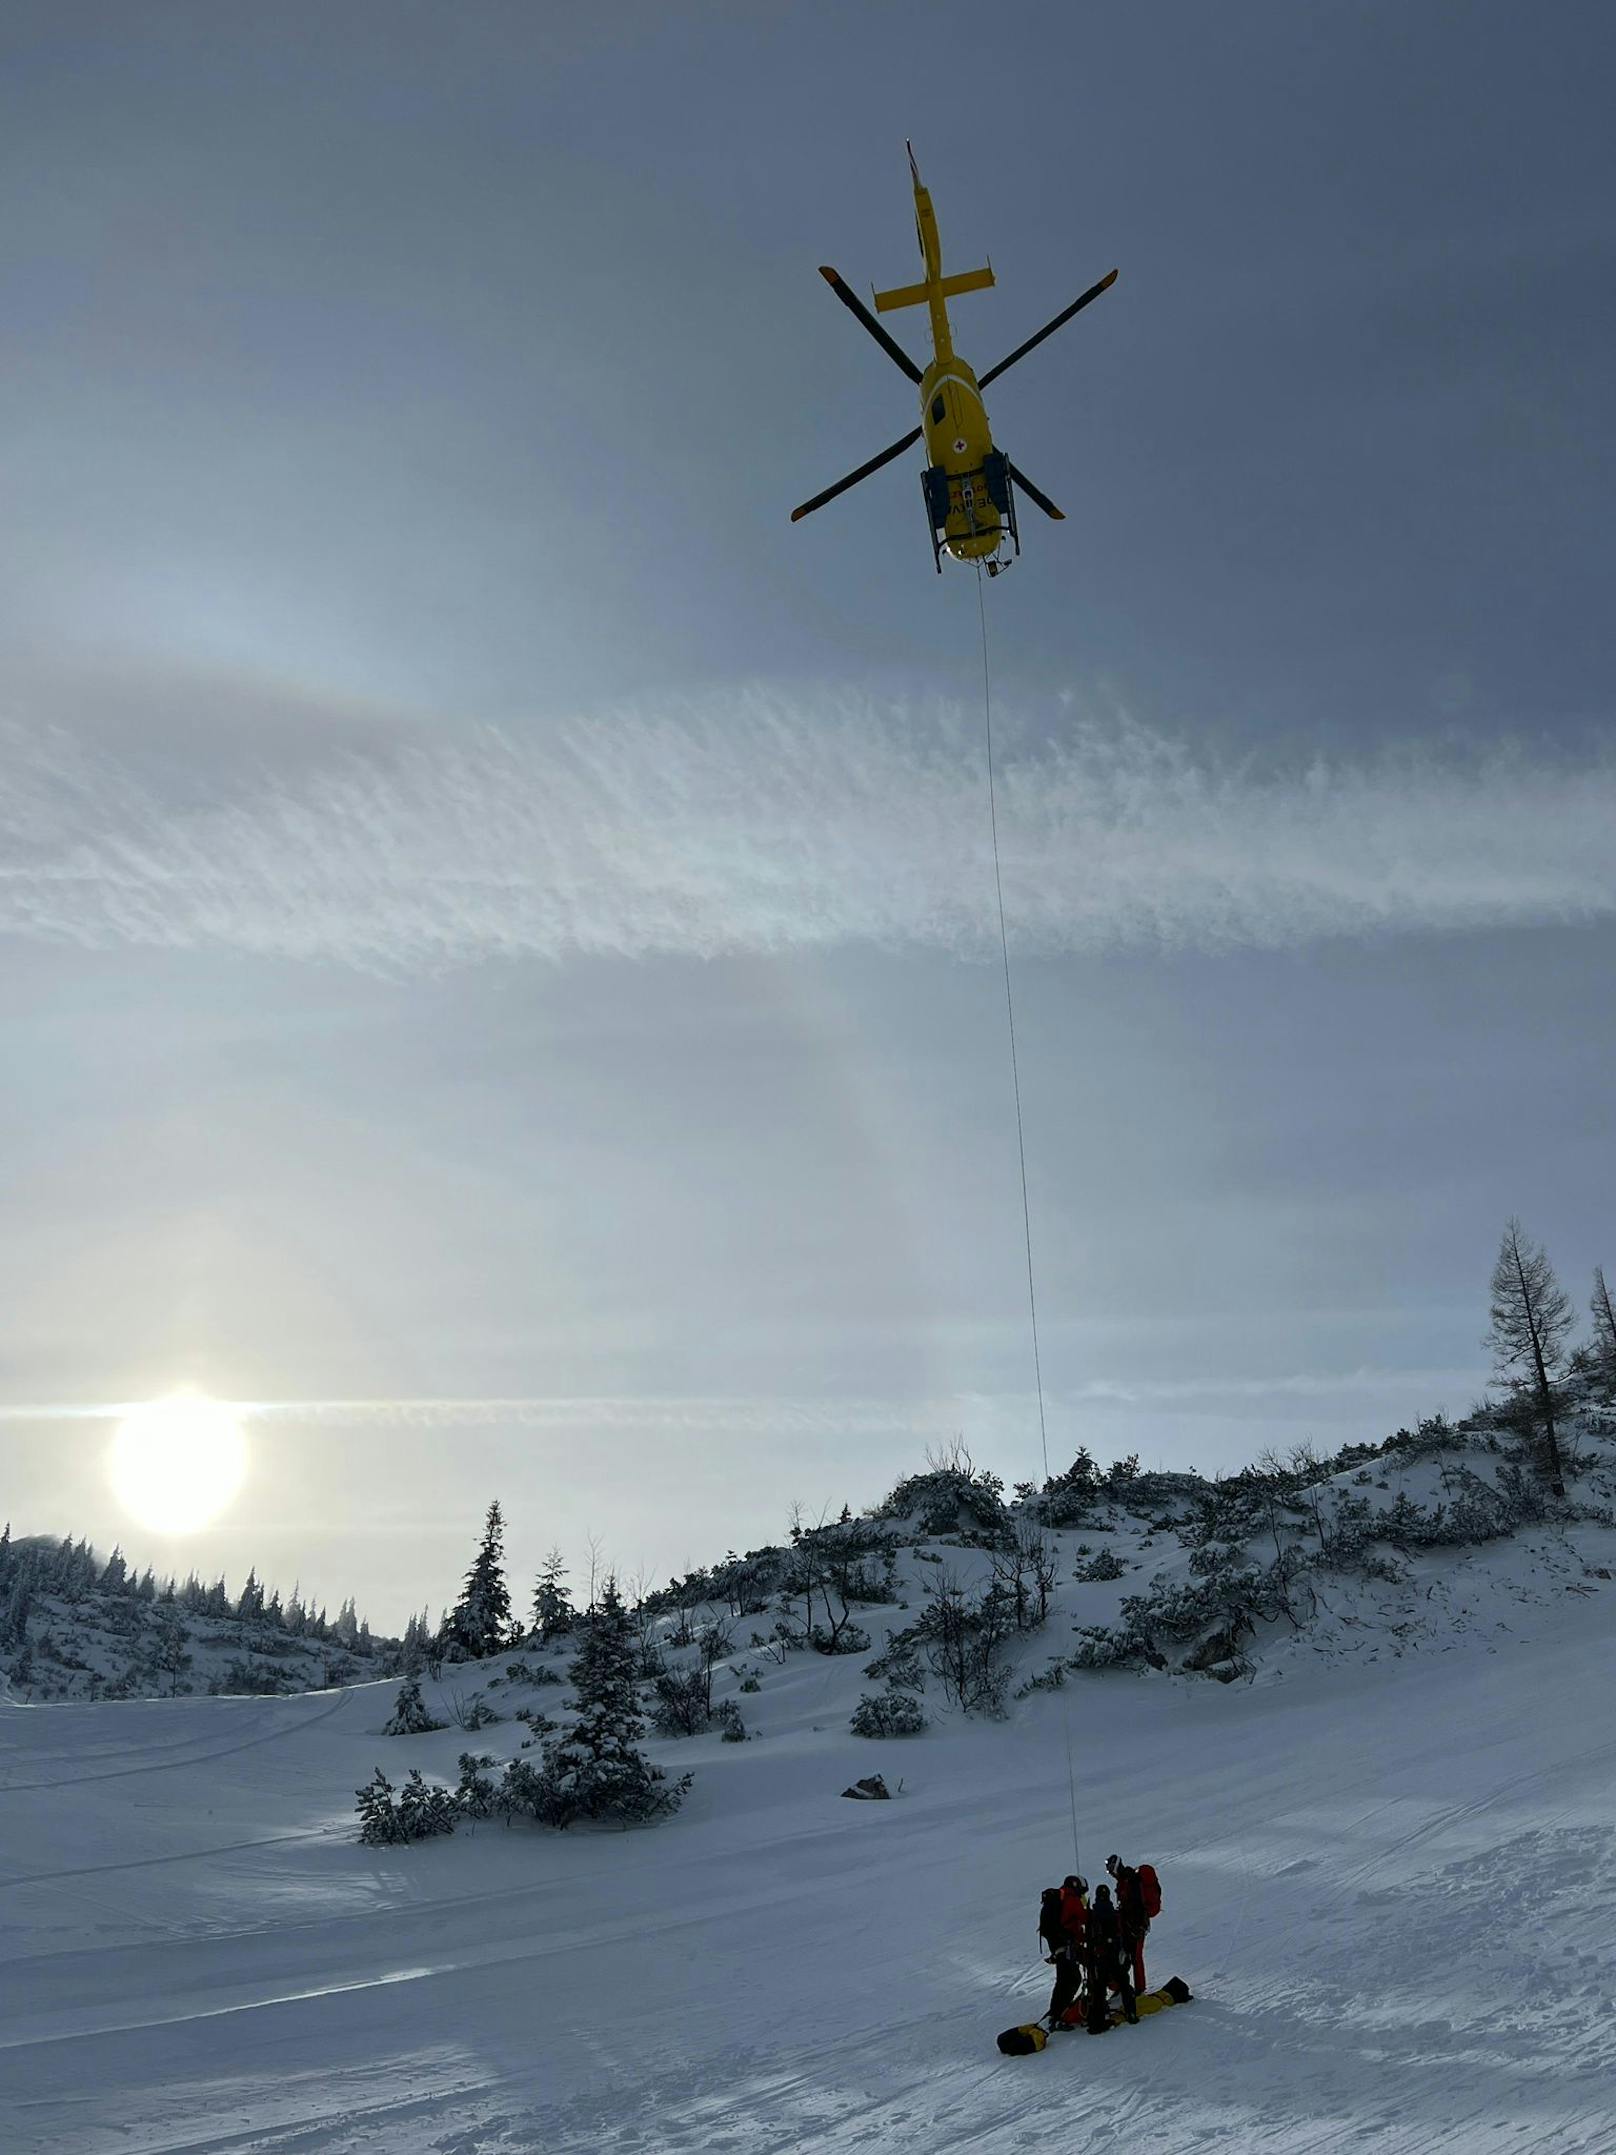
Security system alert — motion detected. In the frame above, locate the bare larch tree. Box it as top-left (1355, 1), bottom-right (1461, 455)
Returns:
top-left (1590, 1266), bottom-right (1616, 1392)
top-left (1486, 1218), bottom-right (1574, 1498)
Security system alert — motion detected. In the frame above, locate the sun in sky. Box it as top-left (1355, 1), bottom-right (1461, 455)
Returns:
top-left (108, 1393), bottom-right (250, 1535)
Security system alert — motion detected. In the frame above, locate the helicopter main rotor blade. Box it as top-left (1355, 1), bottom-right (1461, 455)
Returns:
top-left (977, 268), bottom-right (1118, 390)
top-left (818, 266), bottom-right (924, 384)
top-left (790, 426), bottom-right (923, 522)
top-left (1006, 460), bottom-right (1065, 520)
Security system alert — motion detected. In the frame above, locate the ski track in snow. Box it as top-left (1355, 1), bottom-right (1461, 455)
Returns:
top-left (5, 1532), bottom-right (1616, 2152)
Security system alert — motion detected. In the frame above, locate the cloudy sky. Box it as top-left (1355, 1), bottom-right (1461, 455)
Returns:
top-left (2, 2), bottom-right (1611, 1629)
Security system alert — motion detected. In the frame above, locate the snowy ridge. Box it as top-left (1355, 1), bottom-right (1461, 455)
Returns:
top-left (0, 1530), bottom-right (401, 1703)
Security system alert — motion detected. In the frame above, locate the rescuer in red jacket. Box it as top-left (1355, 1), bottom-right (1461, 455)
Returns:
top-left (1107, 1853), bottom-right (1155, 1995)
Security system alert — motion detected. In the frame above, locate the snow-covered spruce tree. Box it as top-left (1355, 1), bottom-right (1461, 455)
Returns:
top-left (152, 1620), bottom-right (193, 1698)
top-left (447, 1500), bottom-right (513, 1659)
top-left (396, 1768), bottom-right (458, 1839)
top-left (523, 1578), bottom-right (690, 1828)
top-left (1486, 1218), bottom-right (1575, 1498)
top-left (354, 1766), bottom-right (458, 1843)
top-left (384, 1674), bottom-right (447, 1736)
top-left (356, 1768), bottom-right (407, 1844)
top-left (530, 1547), bottom-right (575, 1644)
top-left (396, 1609), bottom-right (429, 1676)
top-left (1038, 1445), bottom-right (1103, 1526)
top-left (455, 1752), bottom-right (500, 1819)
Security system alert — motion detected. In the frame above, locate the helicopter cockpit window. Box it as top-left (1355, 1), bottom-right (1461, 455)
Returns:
top-left (930, 394), bottom-right (947, 424)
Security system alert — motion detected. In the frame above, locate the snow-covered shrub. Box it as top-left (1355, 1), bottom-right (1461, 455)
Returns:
top-left (1380, 1491), bottom-right (1438, 1547)
top-left (449, 1689), bottom-right (502, 1731)
top-left (863, 1633), bottom-right (925, 1690)
top-left (397, 1768), bottom-right (459, 1840)
top-left (809, 1621), bottom-right (871, 1656)
top-left (1122, 1568), bottom-right (1265, 1644)
top-left (1112, 1469), bottom-right (1202, 1516)
top-left (1432, 1466), bottom-right (1550, 1545)
top-left (738, 1673), bottom-right (762, 1693)
top-left (1015, 1655), bottom-right (1076, 1696)
top-left (455, 1752), bottom-right (500, 1820)
top-left (355, 1766), bottom-right (458, 1844)
top-left (850, 1687), bottom-right (928, 1737)
top-left (878, 1457), bottom-right (1009, 1545)
top-left (1384, 1412), bottom-right (1466, 1459)
top-left (1187, 1540), bottom-right (1247, 1577)
top-left (1034, 1447), bottom-right (1102, 1527)
top-left (1074, 1547), bottom-right (1128, 1583)
top-left (716, 1700), bottom-right (747, 1742)
top-left (990, 1528), bottom-right (1060, 1631)
top-left (502, 1657), bottom-right (563, 1688)
top-left (493, 1756), bottom-right (545, 1821)
top-left (356, 1769), bottom-right (406, 1844)
top-left (918, 1573), bottom-right (1013, 1717)
top-left (710, 1550), bottom-right (778, 1618)
top-left (651, 1666), bottom-right (714, 1737)
top-left (384, 1675), bottom-right (447, 1736)
top-left (1069, 1624), bottom-right (1141, 1670)
top-left (1319, 1492), bottom-right (1403, 1580)
top-left (209, 1657), bottom-right (293, 1695)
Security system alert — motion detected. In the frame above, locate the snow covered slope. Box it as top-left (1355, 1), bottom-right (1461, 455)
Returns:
top-left (0, 1532), bottom-right (398, 1704)
top-left (5, 1524), bottom-right (1616, 2154)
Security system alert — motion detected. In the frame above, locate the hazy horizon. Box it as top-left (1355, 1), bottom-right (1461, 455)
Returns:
top-left (3, 2), bottom-right (1612, 1631)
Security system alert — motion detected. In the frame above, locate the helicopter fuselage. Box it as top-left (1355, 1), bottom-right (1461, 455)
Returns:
top-left (918, 354), bottom-right (1004, 564)
top-left (876, 152), bottom-right (1012, 567)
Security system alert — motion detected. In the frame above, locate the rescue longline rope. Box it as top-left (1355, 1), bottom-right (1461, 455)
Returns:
top-left (974, 563), bottom-right (1079, 1881)
top-left (975, 564), bottom-right (1049, 1488)
top-left (1064, 1719), bottom-right (1082, 1882)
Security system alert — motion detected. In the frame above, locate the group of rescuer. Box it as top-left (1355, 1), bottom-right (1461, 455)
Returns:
top-left (1037, 1854), bottom-right (1160, 2035)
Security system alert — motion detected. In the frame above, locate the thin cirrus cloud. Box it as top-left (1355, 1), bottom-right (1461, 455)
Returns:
top-left (2, 693), bottom-right (1613, 973)
top-left (0, 1370), bottom-right (1483, 1431)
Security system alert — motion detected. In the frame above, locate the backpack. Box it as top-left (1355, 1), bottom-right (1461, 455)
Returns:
top-left (1136, 1863), bottom-right (1162, 1920)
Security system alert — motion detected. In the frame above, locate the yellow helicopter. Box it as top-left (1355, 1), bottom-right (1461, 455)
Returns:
top-left (792, 144), bottom-right (1117, 574)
